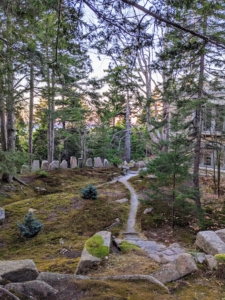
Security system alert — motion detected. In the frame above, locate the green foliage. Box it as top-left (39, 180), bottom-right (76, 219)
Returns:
top-left (0, 150), bottom-right (28, 175)
top-left (36, 170), bottom-right (48, 178)
top-left (139, 169), bottom-right (148, 179)
top-left (85, 234), bottom-right (109, 258)
top-left (120, 241), bottom-right (141, 253)
top-left (81, 184), bottom-right (98, 200)
top-left (18, 212), bottom-right (43, 238)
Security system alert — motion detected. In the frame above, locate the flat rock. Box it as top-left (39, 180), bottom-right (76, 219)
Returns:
top-left (5, 280), bottom-right (58, 299)
top-left (196, 231), bottom-right (225, 255)
top-left (215, 229), bottom-right (225, 243)
top-left (0, 259), bottom-right (39, 282)
top-left (37, 272), bottom-right (74, 291)
top-left (151, 253), bottom-right (197, 284)
top-left (115, 198), bottom-right (128, 203)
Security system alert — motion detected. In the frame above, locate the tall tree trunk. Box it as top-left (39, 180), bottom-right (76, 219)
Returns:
top-left (125, 89), bottom-right (131, 162)
top-left (28, 63), bottom-right (34, 166)
top-left (193, 51), bottom-right (205, 209)
top-left (47, 64), bottom-right (55, 163)
top-left (0, 95), bottom-right (7, 151)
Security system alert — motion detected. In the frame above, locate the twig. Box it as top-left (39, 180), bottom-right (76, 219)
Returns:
top-left (13, 177), bottom-right (27, 186)
top-left (0, 287), bottom-right (21, 300)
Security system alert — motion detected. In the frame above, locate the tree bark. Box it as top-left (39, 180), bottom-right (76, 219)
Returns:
top-left (125, 89), bottom-right (131, 162)
top-left (28, 63), bottom-right (34, 166)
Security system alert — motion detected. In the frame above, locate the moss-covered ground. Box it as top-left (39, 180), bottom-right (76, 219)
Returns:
top-left (1, 167), bottom-right (225, 299)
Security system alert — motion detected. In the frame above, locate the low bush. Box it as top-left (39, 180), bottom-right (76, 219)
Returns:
top-left (36, 170), bottom-right (48, 178)
top-left (18, 212), bottom-right (43, 238)
top-left (81, 184), bottom-right (98, 199)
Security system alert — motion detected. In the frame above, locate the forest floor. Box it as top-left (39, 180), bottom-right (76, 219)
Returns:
top-left (0, 166), bottom-right (225, 299)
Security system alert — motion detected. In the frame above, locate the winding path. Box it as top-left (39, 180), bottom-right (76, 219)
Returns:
top-left (118, 171), bottom-right (186, 264)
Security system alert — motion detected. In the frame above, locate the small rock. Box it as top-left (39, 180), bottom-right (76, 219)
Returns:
top-left (206, 255), bottom-right (218, 270)
top-left (144, 208), bottom-right (153, 214)
top-left (115, 198), bottom-right (128, 203)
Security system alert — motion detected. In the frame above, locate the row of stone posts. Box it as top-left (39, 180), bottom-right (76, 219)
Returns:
top-left (21, 157), bottom-right (110, 174)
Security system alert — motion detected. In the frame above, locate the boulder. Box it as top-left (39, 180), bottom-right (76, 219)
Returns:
top-left (94, 157), bottom-right (103, 168)
top-left (60, 160), bottom-right (68, 169)
top-left (5, 280), bottom-right (57, 299)
top-left (151, 253), bottom-right (197, 284)
top-left (32, 160), bottom-right (40, 172)
top-left (0, 208), bottom-right (5, 220)
top-left (78, 158), bottom-right (83, 168)
top-left (205, 255), bottom-right (218, 270)
top-left (136, 161), bottom-right (146, 169)
top-left (37, 272), bottom-right (74, 291)
top-left (215, 229), bottom-right (225, 243)
top-left (76, 231), bottom-right (111, 275)
top-left (49, 161), bottom-right (59, 170)
top-left (41, 160), bottom-right (49, 170)
top-left (144, 207), bottom-right (153, 214)
top-left (0, 259), bottom-right (39, 282)
top-left (86, 158), bottom-right (92, 167)
top-left (70, 156), bottom-right (77, 168)
top-left (103, 159), bottom-right (109, 167)
top-left (196, 231), bottom-right (225, 255)
top-left (20, 165), bottom-right (30, 174)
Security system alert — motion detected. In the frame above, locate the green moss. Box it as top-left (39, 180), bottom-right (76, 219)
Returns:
top-left (120, 241), bottom-right (141, 253)
top-left (85, 235), bottom-right (109, 258)
top-left (215, 254), bottom-right (225, 262)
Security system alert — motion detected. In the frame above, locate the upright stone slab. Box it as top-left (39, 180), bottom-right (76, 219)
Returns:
top-left (32, 160), bottom-right (40, 172)
top-left (86, 158), bottom-right (92, 167)
top-left (49, 161), bottom-right (59, 170)
top-left (60, 160), bottom-right (68, 169)
top-left (78, 158), bottom-right (83, 168)
top-left (41, 160), bottom-right (49, 170)
top-left (21, 165), bottom-right (30, 174)
top-left (196, 230), bottom-right (225, 255)
top-left (103, 159), bottom-right (109, 167)
top-left (70, 156), bottom-right (77, 168)
top-left (0, 208), bottom-right (5, 220)
top-left (94, 157), bottom-right (103, 168)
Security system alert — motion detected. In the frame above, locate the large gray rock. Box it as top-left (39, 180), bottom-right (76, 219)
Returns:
top-left (76, 231), bottom-right (111, 275)
top-left (60, 160), bottom-right (68, 169)
top-left (49, 161), bottom-right (59, 170)
top-left (94, 157), bottom-right (103, 168)
top-left (0, 260), bottom-right (39, 282)
top-left (215, 229), bottom-right (225, 242)
top-left (41, 160), bottom-right (49, 170)
top-left (32, 160), bottom-right (40, 172)
top-left (5, 280), bottom-right (58, 299)
top-left (86, 158), bottom-right (92, 167)
top-left (103, 159), bottom-right (109, 167)
top-left (0, 208), bottom-right (5, 220)
top-left (151, 253), bottom-right (197, 284)
top-left (20, 165), bottom-right (30, 174)
top-left (37, 272), bottom-right (74, 291)
top-left (136, 161), bottom-right (146, 169)
top-left (70, 156), bottom-right (77, 168)
top-left (196, 230), bottom-right (225, 255)
top-left (78, 158), bottom-right (83, 168)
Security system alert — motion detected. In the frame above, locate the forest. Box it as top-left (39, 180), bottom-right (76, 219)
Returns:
top-left (1, 1), bottom-right (225, 299)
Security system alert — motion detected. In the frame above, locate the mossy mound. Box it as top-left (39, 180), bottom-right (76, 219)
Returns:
top-left (85, 235), bottom-right (109, 258)
top-left (120, 241), bottom-right (141, 253)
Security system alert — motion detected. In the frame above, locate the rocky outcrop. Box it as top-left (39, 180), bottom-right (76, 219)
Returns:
top-left (196, 230), bottom-right (225, 255)
top-left (151, 253), bottom-right (197, 284)
top-left (76, 231), bottom-right (111, 275)
top-left (37, 272), bottom-right (74, 291)
top-left (0, 260), bottom-right (39, 283)
top-left (5, 280), bottom-right (58, 299)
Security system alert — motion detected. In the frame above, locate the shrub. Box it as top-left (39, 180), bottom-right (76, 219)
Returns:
top-left (18, 212), bottom-right (43, 238)
top-left (81, 184), bottom-right (98, 199)
top-left (36, 170), bottom-right (48, 178)
top-left (139, 169), bottom-right (148, 179)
